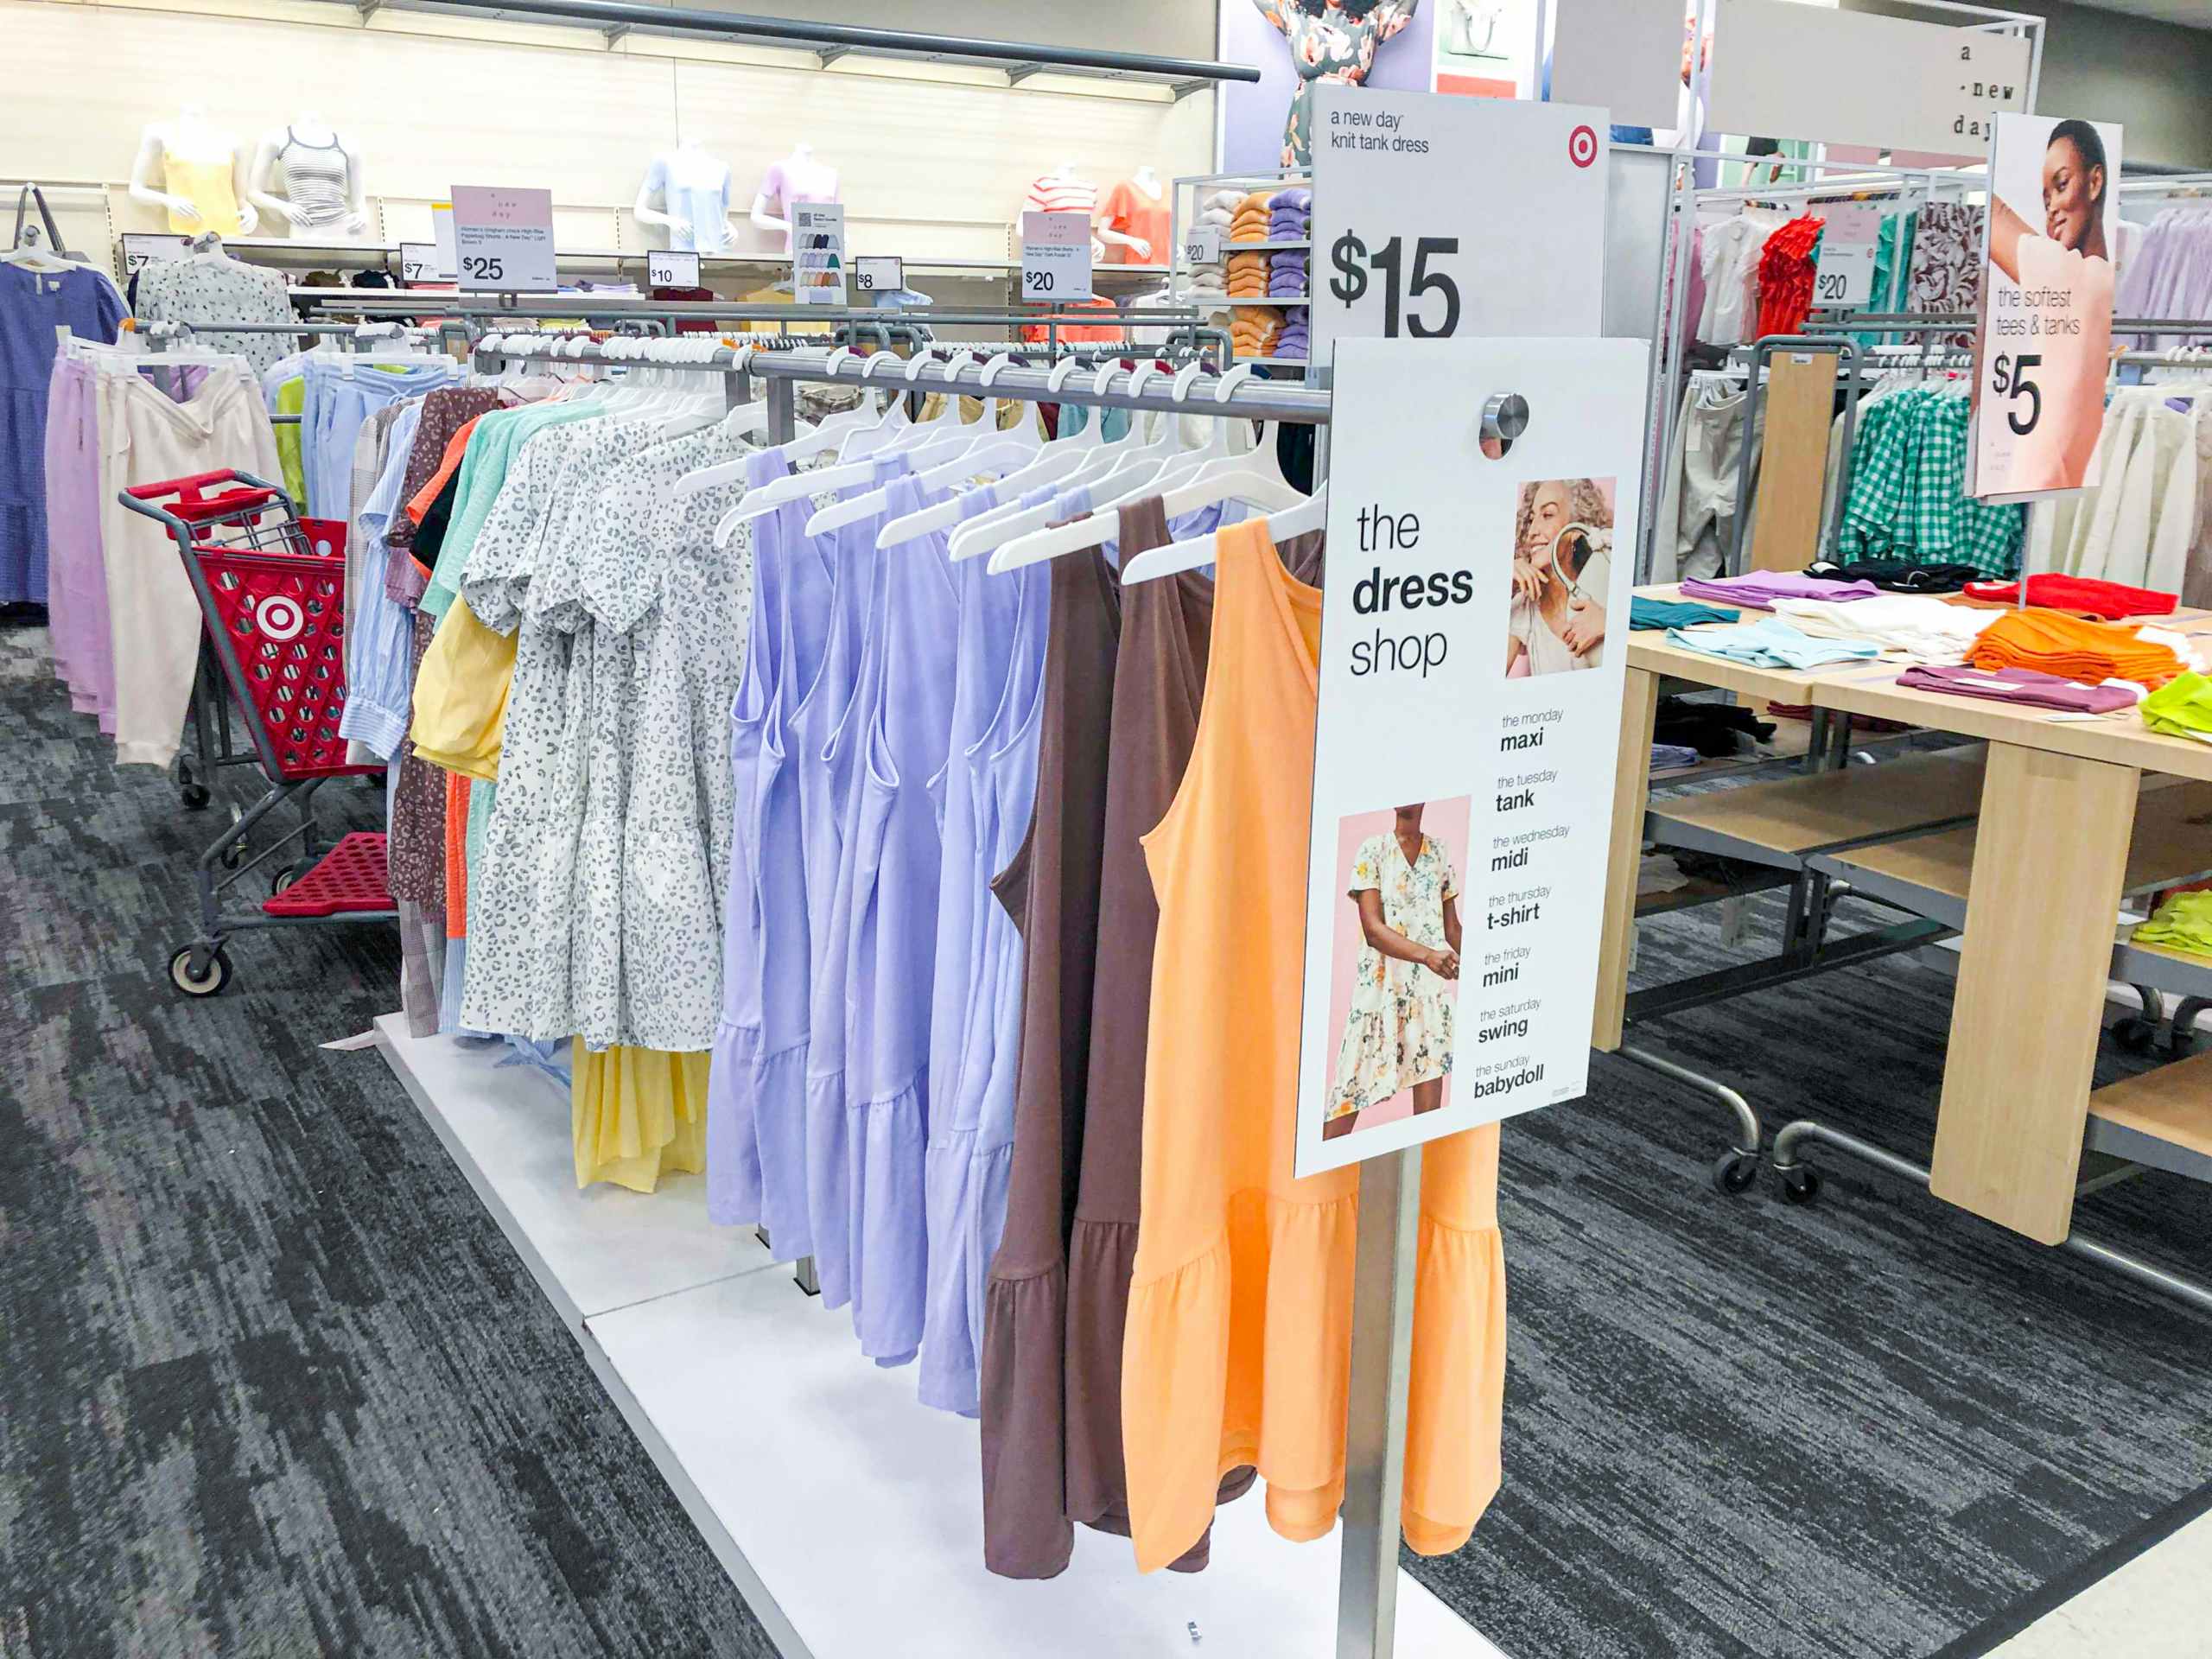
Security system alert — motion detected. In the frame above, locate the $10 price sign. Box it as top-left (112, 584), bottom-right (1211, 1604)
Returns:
top-left (1309, 86), bottom-right (1609, 365)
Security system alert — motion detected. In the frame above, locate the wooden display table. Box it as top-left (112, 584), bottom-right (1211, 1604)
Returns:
top-left (1602, 587), bottom-right (2212, 1249)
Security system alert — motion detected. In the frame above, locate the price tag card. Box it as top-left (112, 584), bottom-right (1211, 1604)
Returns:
top-left (1967, 112), bottom-right (2123, 502)
top-left (397, 240), bottom-right (451, 284)
top-left (1184, 225), bottom-right (1224, 266)
top-left (1020, 211), bottom-right (1094, 302)
top-left (648, 249), bottom-right (701, 288)
top-left (793, 202), bottom-right (847, 305)
top-left (1311, 88), bottom-right (1608, 362)
top-left (121, 233), bottom-right (190, 276)
top-left (450, 185), bottom-right (557, 293)
top-left (852, 255), bottom-right (904, 299)
top-left (1294, 337), bottom-right (1649, 1176)
top-left (1811, 201), bottom-right (1881, 309)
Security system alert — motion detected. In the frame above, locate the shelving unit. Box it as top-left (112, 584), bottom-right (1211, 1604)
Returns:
top-left (1167, 167), bottom-right (1313, 369)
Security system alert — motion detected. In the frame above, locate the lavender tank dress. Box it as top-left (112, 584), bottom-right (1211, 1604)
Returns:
top-left (706, 450), bottom-right (820, 1231)
top-left (918, 545), bottom-right (1051, 1414)
top-left (836, 472), bottom-right (967, 1365)
top-left (802, 456), bottom-right (913, 1313)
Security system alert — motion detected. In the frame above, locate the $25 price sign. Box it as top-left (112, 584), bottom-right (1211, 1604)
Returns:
top-left (1308, 86), bottom-right (1609, 365)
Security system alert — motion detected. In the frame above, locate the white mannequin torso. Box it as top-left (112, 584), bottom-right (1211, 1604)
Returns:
top-left (130, 108), bottom-right (258, 236)
top-left (636, 141), bottom-right (737, 254)
top-left (751, 145), bottom-right (839, 255)
top-left (248, 114), bottom-right (368, 239)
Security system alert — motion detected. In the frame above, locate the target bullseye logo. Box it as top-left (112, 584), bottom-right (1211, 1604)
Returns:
top-left (257, 594), bottom-right (306, 642)
top-left (1568, 124), bottom-right (1599, 168)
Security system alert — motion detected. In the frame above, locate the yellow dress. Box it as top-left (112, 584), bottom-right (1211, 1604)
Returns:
top-left (571, 1044), bottom-right (710, 1192)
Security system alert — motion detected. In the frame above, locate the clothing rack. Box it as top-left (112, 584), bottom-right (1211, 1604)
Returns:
top-left (446, 332), bottom-right (1398, 1651)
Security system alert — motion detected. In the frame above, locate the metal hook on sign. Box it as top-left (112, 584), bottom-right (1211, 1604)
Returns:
top-left (1478, 391), bottom-right (1529, 460)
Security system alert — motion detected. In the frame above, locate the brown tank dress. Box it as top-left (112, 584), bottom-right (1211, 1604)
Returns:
top-left (978, 499), bottom-right (1322, 1578)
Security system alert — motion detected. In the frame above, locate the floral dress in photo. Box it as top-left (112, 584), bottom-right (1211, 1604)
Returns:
top-left (1328, 830), bottom-right (1459, 1120)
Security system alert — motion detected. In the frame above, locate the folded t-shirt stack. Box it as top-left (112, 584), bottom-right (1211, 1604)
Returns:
top-left (1631, 595), bottom-right (1741, 630)
top-left (1804, 558), bottom-right (1985, 594)
top-left (1231, 189), bottom-right (1274, 244)
top-left (1188, 187), bottom-right (1240, 299)
top-left (1665, 616), bottom-right (1882, 671)
top-left (1895, 663), bottom-right (2143, 714)
top-left (2142, 671), bottom-right (2212, 742)
top-left (1268, 249), bottom-right (1307, 299)
top-left (1232, 306), bottom-right (1283, 359)
top-left (1273, 314), bottom-right (1310, 359)
top-left (2133, 890), bottom-right (2212, 954)
top-left (1681, 571), bottom-right (1879, 607)
top-left (1770, 594), bottom-right (1999, 665)
top-left (1962, 573), bottom-right (2180, 620)
top-left (1969, 609), bottom-right (2191, 689)
top-left (1228, 251), bottom-right (1270, 299)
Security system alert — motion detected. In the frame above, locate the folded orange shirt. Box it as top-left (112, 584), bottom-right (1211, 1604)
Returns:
top-left (1968, 609), bottom-right (2187, 690)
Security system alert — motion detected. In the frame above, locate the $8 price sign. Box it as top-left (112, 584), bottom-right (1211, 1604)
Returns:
top-left (1991, 351), bottom-right (2042, 435)
top-left (1327, 232), bottom-right (1463, 339)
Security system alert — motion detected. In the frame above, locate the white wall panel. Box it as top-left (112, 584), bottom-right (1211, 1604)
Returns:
top-left (0, 0), bottom-right (1217, 263)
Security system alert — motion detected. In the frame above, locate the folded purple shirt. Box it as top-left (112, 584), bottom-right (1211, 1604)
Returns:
top-left (1896, 663), bottom-right (2140, 713)
top-left (1681, 572), bottom-right (1880, 607)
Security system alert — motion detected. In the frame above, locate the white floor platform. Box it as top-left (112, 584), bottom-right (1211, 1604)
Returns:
top-left (375, 1015), bottom-right (1509, 1659)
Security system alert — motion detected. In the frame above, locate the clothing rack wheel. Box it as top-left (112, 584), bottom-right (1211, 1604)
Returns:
top-left (1613, 1042), bottom-right (1765, 1196)
top-left (1764, 1120), bottom-right (2212, 1317)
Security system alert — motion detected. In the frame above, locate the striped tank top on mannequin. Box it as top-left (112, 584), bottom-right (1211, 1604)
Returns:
top-left (278, 130), bottom-right (351, 228)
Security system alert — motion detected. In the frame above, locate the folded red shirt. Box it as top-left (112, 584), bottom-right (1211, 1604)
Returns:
top-left (1962, 573), bottom-right (2178, 620)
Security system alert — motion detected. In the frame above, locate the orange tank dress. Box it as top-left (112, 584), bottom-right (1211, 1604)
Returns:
top-left (1121, 517), bottom-right (1507, 1573)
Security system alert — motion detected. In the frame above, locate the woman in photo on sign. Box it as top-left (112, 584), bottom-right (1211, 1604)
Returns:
top-left (1985, 119), bottom-right (2114, 492)
top-left (1505, 478), bottom-right (1612, 677)
top-left (1325, 805), bottom-right (1461, 1141)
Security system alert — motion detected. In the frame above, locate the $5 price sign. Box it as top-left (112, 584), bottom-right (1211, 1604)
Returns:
top-left (1328, 232), bottom-right (1463, 339)
top-left (1990, 352), bottom-right (2042, 435)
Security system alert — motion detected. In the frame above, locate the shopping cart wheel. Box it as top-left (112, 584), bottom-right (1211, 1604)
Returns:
top-left (1710, 1151), bottom-right (1760, 1197)
top-left (176, 755), bottom-right (211, 810)
top-left (169, 944), bottom-right (232, 997)
top-left (270, 862), bottom-right (308, 897)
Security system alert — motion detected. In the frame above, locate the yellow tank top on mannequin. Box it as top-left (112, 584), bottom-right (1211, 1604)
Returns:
top-left (163, 155), bottom-right (245, 238)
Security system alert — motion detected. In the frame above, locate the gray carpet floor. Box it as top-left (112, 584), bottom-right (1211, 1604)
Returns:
top-left (5, 612), bottom-right (2209, 1659)
top-left (1405, 836), bottom-right (2212, 1657)
top-left (0, 617), bottom-right (776, 1658)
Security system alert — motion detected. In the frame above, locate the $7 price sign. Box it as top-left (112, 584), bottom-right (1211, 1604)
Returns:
top-left (1327, 232), bottom-right (1462, 339)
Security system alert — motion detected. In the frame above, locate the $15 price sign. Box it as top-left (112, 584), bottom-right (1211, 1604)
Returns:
top-left (1327, 232), bottom-right (1463, 338)
top-left (1308, 86), bottom-right (1609, 365)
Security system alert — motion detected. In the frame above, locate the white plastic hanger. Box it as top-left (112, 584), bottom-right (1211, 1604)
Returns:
top-left (1118, 466), bottom-right (1310, 586)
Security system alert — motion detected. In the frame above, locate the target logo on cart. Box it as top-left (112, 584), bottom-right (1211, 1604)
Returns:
top-left (256, 594), bottom-right (307, 643)
top-left (1567, 124), bottom-right (1599, 168)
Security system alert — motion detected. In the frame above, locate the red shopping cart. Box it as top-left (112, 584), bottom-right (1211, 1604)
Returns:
top-left (119, 470), bottom-right (396, 995)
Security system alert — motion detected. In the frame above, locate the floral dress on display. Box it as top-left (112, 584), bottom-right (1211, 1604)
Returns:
top-left (1329, 830), bottom-right (1458, 1120)
top-left (1255, 0), bottom-right (1424, 168)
